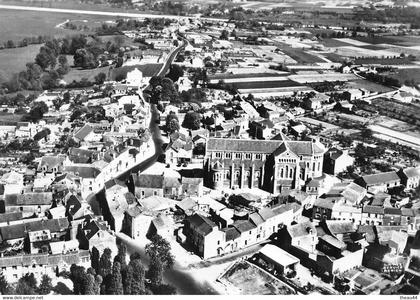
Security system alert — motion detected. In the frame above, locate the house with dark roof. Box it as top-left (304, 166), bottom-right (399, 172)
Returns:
top-left (0, 250), bottom-right (91, 283)
top-left (64, 165), bottom-right (102, 199)
top-left (398, 167), bottom-right (420, 191)
top-left (38, 155), bottom-right (67, 174)
top-left (183, 202), bottom-right (297, 260)
top-left (205, 137), bottom-right (325, 194)
top-left (77, 217), bottom-right (117, 255)
top-left (184, 213), bottom-right (224, 259)
top-left (355, 171), bottom-right (401, 193)
top-left (0, 218), bottom-right (69, 246)
top-left (133, 173), bottom-right (182, 199)
top-left (362, 205), bottom-right (384, 225)
top-left (2, 192), bottom-right (53, 217)
top-left (73, 124), bottom-right (100, 143)
top-left (164, 137), bottom-right (193, 166)
top-left (323, 148), bottom-right (355, 175)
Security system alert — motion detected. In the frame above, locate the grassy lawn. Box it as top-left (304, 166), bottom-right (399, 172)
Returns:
top-left (354, 35), bottom-right (420, 46)
top-left (0, 44), bottom-right (42, 83)
top-left (63, 66), bottom-right (112, 83)
top-left (230, 80), bottom-right (302, 90)
top-left (320, 38), bottom-right (353, 48)
top-left (324, 52), bottom-right (347, 63)
top-left (0, 112), bottom-right (26, 124)
top-left (209, 73), bottom-right (289, 80)
top-left (384, 68), bottom-right (420, 85)
top-left (354, 57), bottom-right (413, 65)
top-left (276, 43), bottom-right (325, 64)
top-left (345, 79), bottom-right (394, 93)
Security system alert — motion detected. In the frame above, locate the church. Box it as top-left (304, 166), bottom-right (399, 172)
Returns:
top-left (204, 138), bottom-right (325, 194)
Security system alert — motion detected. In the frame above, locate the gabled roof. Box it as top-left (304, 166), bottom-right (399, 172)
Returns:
top-left (38, 155), bottom-right (66, 172)
top-left (222, 226), bottom-right (241, 242)
top-left (324, 220), bottom-right (355, 235)
top-left (287, 221), bottom-right (316, 238)
top-left (4, 192), bottom-right (53, 206)
top-left (187, 214), bottom-right (217, 236)
top-left (401, 167), bottom-right (420, 178)
top-left (232, 220), bottom-right (257, 233)
top-left (362, 205), bottom-right (384, 214)
top-left (177, 197), bottom-right (197, 212)
top-left (64, 166), bottom-right (101, 179)
top-left (0, 218), bottom-right (69, 242)
top-left (207, 138), bottom-right (282, 153)
top-left (74, 124), bottom-right (94, 141)
top-left (249, 212), bottom-right (265, 226)
top-left (133, 174), bottom-right (164, 189)
top-left (360, 171), bottom-right (400, 185)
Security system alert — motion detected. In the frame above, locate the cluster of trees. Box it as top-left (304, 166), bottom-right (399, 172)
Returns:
top-left (180, 87), bottom-right (208, 103)
top-left (74, 235), bottom-right (176, 295)
top-left (165, 111), bottom-right (180, 133)
top-left (148, 76), bottom-right (181, 104)
top-left (0, 93), bottom-right (37, 107)
top-left (352, 7), bottom-right (420, 29)
top-left (33, 128), bottom-right (51, 142)
top-left (3, 39), bottom-right (71, 93)
top-left (309, 80), bottom-right (346, 93)
top-left (0, 273), bottom-right (53, 295)
top-left (182, 111), bottom-right (202, 130)
top-left (1, 138), bottom-right (39, 152)
top-left (27, 101), bottom-right (49, 122)
top-left (1, 35), bottom-right (50, 50)
top-left (360, 71), bottom-right (401, 88)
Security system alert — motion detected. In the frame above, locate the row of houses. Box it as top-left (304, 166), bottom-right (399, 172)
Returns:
top-left (183, 202), bottom-right (300, 259)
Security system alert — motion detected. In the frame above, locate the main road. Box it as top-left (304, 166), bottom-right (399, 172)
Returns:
top-left (0, 4), bottom-right (226, 22)
top-left (113, 41), bottom-right (219, 294)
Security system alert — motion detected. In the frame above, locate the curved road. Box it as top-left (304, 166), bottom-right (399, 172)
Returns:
top-left (114, 41), bottom-right (219, 294)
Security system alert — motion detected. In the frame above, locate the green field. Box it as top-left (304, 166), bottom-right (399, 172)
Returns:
top-left (63, 66), bottom-right (112, 83)
top-left (385, 68), bottom-right (420, 86)
top-left (276, 43), bottom-right (325, 64)
top-left (354, 35), bottom-right (420, 47)
top-left (0, 112), bottom-right (26, 123)
top-left (0, 7), bottom-right (120, 43)
top-left (0, 44), bottom-right (42, 83)
top-left (354, 57), bottom-right (413, 65)
top-left (230, 79), bottom-right (302, 90)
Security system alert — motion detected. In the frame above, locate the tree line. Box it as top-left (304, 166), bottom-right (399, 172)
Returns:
top-left (0, 234), bottom-right (176, 295)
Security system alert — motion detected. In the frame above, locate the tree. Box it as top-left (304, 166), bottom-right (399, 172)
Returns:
top-left (182, 111), bottom-right (202, 130)
top-left (165, 112), bottom-right (179, 133)
top-left (127, 259), bottom-right (146, 295)
top-left (94, 72), bottom-right (107, 85)
top-left (108, 261), bottom-right (124, 295)
top-left (166, 64), bottom-right (184, 82)
top-left (91, 246), bottom-right (100, 274)
top-left (361, 127), bottom-right (373, 140)
top-left (161, 78), bottom-right (180, 103)
top-left (145, 234), bottom-right (174, 269)
top-left (16, 273), bottom-right (38, 295)
top-left (147, 257), bottom-right (164, 286)
top-left (220, 29), bottom-right (229, 40)
top-left (74, 48), bottom-right (96, 69)
top-left (29, 101), bottom-right (48, 122)
top-left (37, 275), bottom-right (53, 295)
top-left (0, 273), bottom-right (12, 295)
top-left (70, 264), bottom-right (88, 295)
top-left (99, 248), bottom-right (113, 294)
